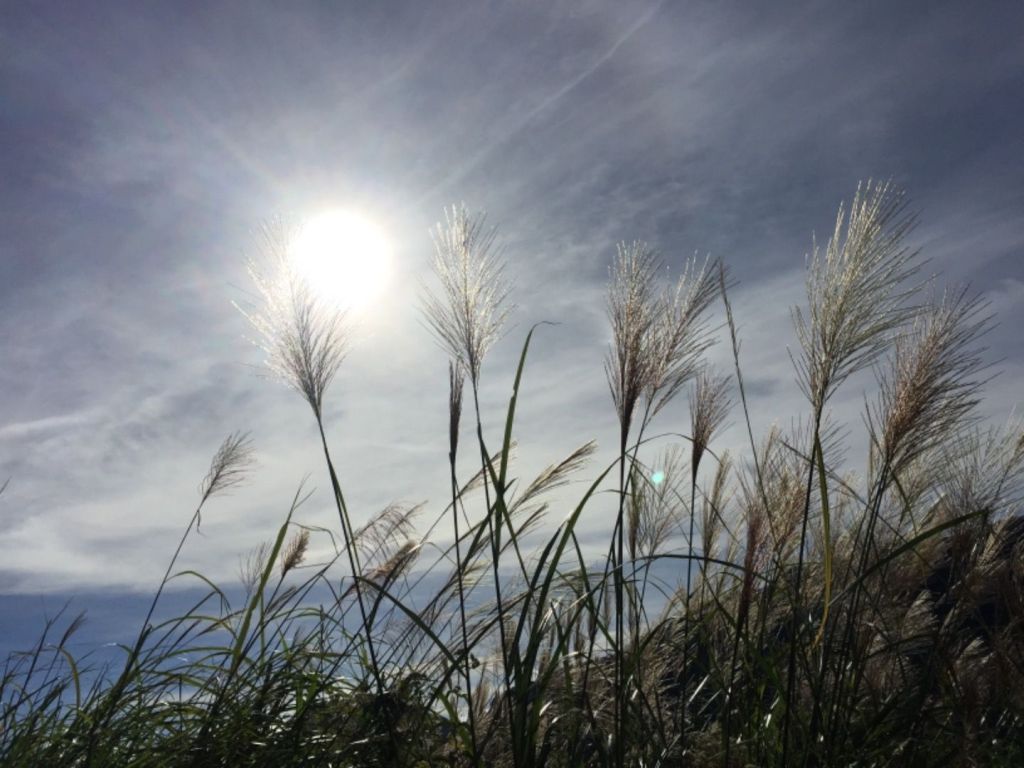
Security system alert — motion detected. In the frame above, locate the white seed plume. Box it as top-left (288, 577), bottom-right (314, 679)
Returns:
top-left (422, 205), bottom-right (514, 387)
top-left (792, 180), bottom-right (921, 412)
top-left (606, 241), bottom-right (719, 442)
top-left (236, 219), bottom-right (350, 420)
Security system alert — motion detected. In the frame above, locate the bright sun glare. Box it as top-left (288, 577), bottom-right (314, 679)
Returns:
top-left (288, 210), bottom-right (392, 312)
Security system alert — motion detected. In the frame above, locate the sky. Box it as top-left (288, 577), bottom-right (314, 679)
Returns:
top-left (2, 0), bottom-right (1022, 655)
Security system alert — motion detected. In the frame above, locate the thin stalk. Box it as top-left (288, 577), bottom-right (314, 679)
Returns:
top-left (139, 504), bottom-right (203, 655)
top-left (679, 473), bottom-right (698, 754)
top-left (720, 269), bottom-right (776, 767)
top-left (780, 406), bottom-right (824, 767)
top-left (315, 419), bottom-right (384, 695)
top-left (822, 462), bottom-right (894, 761)
top-left (448, 448), bottom-right (480, 761)
top-left (469, 383), bottom-right (516, 763)
top-left (614, 402), bottom-right (653, 766)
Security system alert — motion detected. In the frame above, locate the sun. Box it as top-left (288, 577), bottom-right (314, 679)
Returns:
top-left (288, 209), bottom-right (392, 311)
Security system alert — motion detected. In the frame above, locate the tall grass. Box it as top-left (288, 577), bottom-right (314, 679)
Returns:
top-left (3, 182), bottom-right (1023, 767)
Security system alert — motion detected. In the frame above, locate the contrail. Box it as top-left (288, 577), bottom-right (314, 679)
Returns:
top-left (422, 1), bottom-right (664, 202)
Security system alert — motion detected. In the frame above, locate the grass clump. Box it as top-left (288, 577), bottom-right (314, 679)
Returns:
top-left (3, 181), bottom-right (1024, 767)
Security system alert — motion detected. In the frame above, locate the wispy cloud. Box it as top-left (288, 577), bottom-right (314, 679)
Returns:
top-left (1, 0), bottom-right (1021, 601)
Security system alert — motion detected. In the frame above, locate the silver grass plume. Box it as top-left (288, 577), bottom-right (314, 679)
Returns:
top-left (737, 501), bottom-right (765, 632)
top-left (782, 182), bottom-right (920, 757)
top-left (689, 366), bottom-right (731, 482)
top-left (236, 219), bottom-right (384, 693)
top-left (236, 219), bottom-right (350, 420)
top-left (738, 427), bottom-right (810, 561)
top-left (634, 448), bottom-right (686, 560)
top-left (280, 528), bottom-right (311, 576)
top-left (198, 431), bottom-right (254, 523)
top-left (511, 440), bottom-right (597, 513)
top-left (239, 541), bottom-right (271, 597)
top-left (792, 180), bottom-right (921, 413)
top-left (354, 502), bottom-right (423, 567)
top-left (700, 450), bottom-right (733, 575)
top-left (449, 360), bottom-right (465, 462)
top-left (605, 241), bottom-right (659, 442)
top-left (939, 419), bottom-right (1024, 520)
top-left (459, 445), bottom-right (515, 498)
top-left (365, 540), bottom-right (421, 586)
top-left (606, 242), bottom-right (720, 443)
top-left (644, 255), bottom-right (720, 419)
top-left (870, 287), bottom-right (991, 476)
top-left (422, 205), bottom-right (513, 387)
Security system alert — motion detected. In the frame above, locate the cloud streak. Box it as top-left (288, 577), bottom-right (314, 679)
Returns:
top-left (0, 0), bottom-right (1021, 610)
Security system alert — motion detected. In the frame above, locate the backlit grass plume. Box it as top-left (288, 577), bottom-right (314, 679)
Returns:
top-left (792, 179), bottom-right (921, 412)
top-left (236, 219), bottom-right (349, 420)
top-left (872, 287), bottom-right (991, 475)
top-left (644, 255), bottom-right (719, 419)
top-left (422, 204), bottom-right (514, 388)
top-left (689, 366), bottom-right (731, 483)
top-left (605, 241), bottom-right (659, 444)
top-left (199, 430), bottom-right (256, 507)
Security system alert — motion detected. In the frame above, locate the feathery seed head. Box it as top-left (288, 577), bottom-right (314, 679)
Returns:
top-left (793, 180), bottom-right (921, 412)
top-left (605, 242), bottom-right (719, 444)
top-left (605, 241), bottom-right (659, 442)
top-left (448, 360), bottom-right (465, 462)
top-left (236, 219), bottom-right (350, 420)
top-left (355, 502), bottom-right (424, 566)
top-left (366, 540), bottom-right (421, 586)
top-left (872, 287), bottom-right (991, 475)
top-left (513, 440), bottom-right (597, 513)
top-left (199, 431), bottom-right (255, 506)
top-left (422, 205), bottom-right (513, 387)
top-left (690, 367), bottom-right (731, 481)
top-left (738, 505), bottom-right (765, 627)
top-left (644, 255), bottom-right (720, 418)
top-left (631, 447), bottom-right (686, 560)
top-left (280, 528), bottom-right (311, 576)
top-left (239, 541), bottom-right (271, 596)
top-left (701, 450), bottom-right (733, 567)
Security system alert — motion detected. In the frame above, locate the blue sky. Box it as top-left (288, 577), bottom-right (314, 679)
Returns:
top-left (2, 1), bottom-right (1022, 655)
